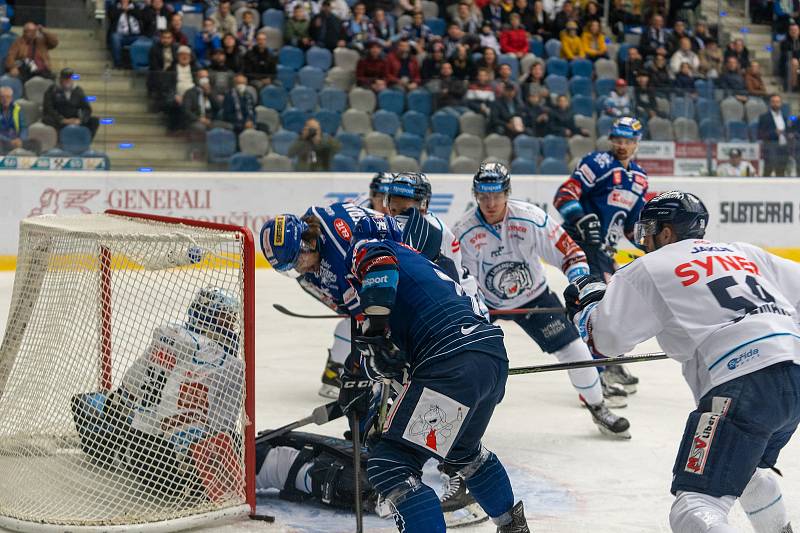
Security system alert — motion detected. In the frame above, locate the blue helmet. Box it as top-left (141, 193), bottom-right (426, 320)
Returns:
top-left (352, 213), bottom-right (403, 243)
top-left (187, 286), bottom-right (240, 344)
top-left (634, 191), bottom-right (708, 247)
top-left (609, 117), bottom-right (643, 140)
top-left (473, 161), bottom-right (510, 193)
top-left (260, 214), bottom-right (308, 272)
top-left (387, 172), bottom-right (432, 210)
top-left (370, 172), bottom-right (394, 195)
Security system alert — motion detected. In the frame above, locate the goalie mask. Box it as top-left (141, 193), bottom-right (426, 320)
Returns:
top-left (187, 287), bottom-right (240, 347)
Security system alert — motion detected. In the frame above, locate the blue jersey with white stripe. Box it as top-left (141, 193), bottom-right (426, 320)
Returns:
top-left (346, 239), bottom-right (507, 371)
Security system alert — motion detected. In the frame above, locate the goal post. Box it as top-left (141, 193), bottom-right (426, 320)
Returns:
top-left (0, 210), bottom-right (257, 532)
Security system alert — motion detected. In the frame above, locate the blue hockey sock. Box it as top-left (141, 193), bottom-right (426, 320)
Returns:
top-left (387, 481), bottom-right (446, 533)
top-left (463, 451), bottom-right (514, 519)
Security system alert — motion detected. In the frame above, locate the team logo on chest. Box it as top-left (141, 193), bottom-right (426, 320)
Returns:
top-left (485, 261), bottom-right (534, 299)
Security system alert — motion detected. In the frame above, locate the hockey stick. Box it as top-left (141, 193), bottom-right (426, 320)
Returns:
top-left (376, 378), bottom-right (392, 433)
top-left (351, 411), bottom-right (364, 533)
top-left (256, 401), bottom-right (343, 442)
top-left (273, 303), bottom-right (566, 319)
top-left (508, 351), bottom-right (668, 375)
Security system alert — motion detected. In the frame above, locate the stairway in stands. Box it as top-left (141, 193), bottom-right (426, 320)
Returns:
top-left (48, 28), bottom-right (207, 171)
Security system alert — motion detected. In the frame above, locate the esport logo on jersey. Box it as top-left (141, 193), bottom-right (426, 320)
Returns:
top-left (485, 262), bottom-right (534, 300)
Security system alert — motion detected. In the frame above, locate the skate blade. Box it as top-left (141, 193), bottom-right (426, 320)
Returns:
top-left (318, 384), bottom-right (340, 399)
top-left (444, 502), bottom-right (490, 528)
top-left (603, 396), bottom-right (628, 408)
top-left (595, 423), bottom-right (631, 440)
top-left (620, 384), bottom-right (638, 394)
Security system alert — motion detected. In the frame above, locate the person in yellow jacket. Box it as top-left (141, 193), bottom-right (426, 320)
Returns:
top-left (581, 20), bottom-right (608, 61)
top-left (560, 20), bottom-right (585, 60)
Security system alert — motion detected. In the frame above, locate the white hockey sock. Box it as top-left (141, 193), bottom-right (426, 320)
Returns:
top-left (669, 491), bottom-right (737, 533)
top-left (553, 339), bottom-right (603, 405)
top-left (740, 468), bottom-right (790, 533)
top-left (329, 318), bottom-right (351, 365)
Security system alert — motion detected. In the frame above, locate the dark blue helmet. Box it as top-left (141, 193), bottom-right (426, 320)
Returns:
top-left (387, 173), bottom-right (432, 210)
top-left (352, 213), bottom-right (403, 243)
top-left (369, 172), bottom-right (394, 194)
top-left (473, 161), bottom-right (510, 193)
top-left (260, 214), bottom-right (308, 272)
top-left (634, 191), bottom-right (708, 246)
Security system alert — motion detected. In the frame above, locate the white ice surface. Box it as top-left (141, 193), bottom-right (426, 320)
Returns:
top-left (0, 267), bottom-right (797, 533)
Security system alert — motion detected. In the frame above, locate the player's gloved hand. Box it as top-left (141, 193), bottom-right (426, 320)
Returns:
top-left (354, 333), bottom-right (407, 381)
top-left (338, 371), bottom-right (372, 418)
top-left (575, 214), bottom-right (602, 246)
top-left (564, 275), bottom-right (607, 322)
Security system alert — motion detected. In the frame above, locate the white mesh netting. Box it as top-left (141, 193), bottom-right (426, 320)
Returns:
top-left (0, 213), bottom-right (252, 532)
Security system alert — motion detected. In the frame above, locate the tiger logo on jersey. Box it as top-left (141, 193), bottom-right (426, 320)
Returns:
top-left (485, 262), bottom-right (534, 300)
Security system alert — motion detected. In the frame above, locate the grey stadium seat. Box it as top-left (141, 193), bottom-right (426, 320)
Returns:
top-left (574, 115), bottom-right (596, 138)
top-left (24, 76), bottom-right (53, 105)
top-left (594, 58), bottom-right (618, 80)
top-left (520, 54), bottom-right (540, 77)
top-left (348, 86), bottom-right (376, 113)
top-left (595, 137), bottom-right (612, 151)
top-left (333, 47), bottom-right (361, 71)
top-left (673, 117), bottom-right (699, 141)
top-left (238, 129), bottom-right (269, 156)
top-left (28, 121), bottom-right (57, 152)
top-left (364, 131), bottom-right (395, 158)
top-left (720, 96), bottom-right (745, 124)
top-left (16, 98), bottom-right (40, 125)
top-left (450, 155), bottom-right (478, 173)
top-left (421, 0), bottom-right (439, 18)
top-left (389, 154), bottom-right (421, 172)
top-left (458, 112), bottom-right (486, 137)
top-left (260, 27), bottom-right (283, 50)
top-left (341, 108), bottom-right (372, 134)
top-left (261, 153), bottom-right (293, 171)
top-left (745, 98), bottom-right (768, 124)
top-left (325, 67), bottom-right (355, 91)
top-left (454, 133), bottom-right (484, 160)
top-left (484, 133), bottom-right (512, 164)
top-left (647, 116), bottom-right (674, 141)
top-left (255, 105), bottom-right (280, 133)
top-left (568, 135), bottom-right (594, 159)
top-left (656, 97), bottom-right (670, 117)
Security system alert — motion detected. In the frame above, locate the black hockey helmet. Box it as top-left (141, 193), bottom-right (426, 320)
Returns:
top-left (369, 172), bottom-right (393, 195)
top-left (386, 172), bottom-right (432, 210)
top-left (634, 191), bottom-right (709, 247)
top-left (473, 161), bottom-right (510, 194)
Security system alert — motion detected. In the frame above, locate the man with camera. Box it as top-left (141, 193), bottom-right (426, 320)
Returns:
top-left (288, 117), bottom-right (340, 171)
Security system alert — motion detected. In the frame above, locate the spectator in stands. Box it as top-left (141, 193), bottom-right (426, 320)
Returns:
top-left (780, 23), bottom-right (800, 91)
top-left (356, 40), bottom-right (389, 91)
top-left (582, 1), bottom-right (603, 25)
top-left (514, 0), bottom-right (532, 19)
top-left (244, 32), bottom-right (276, 89)
top-left (223, 73), bottom-right (256, 134)
top-left (476, 46), bottom-right (499, 78)
top-left (500, 13), bottom-right (529, 57)
top-left (717, 56), bottom-right (748, 103)
top-left (691, 20), bottom-right (713, 50)
top-left (328, 0), bottom-right (352, 22)
top-left (164, 45), bottom-right (197, 130)
top-left (43, 68), bottom-right (99, 139)
top-left (195, 19), bottom-right (222, 67)
top-left (6, 22), bottom-right (58, 81)
top-left (211, 0), bottom-right (238, 37)
top-left (494, 63), bottom-right (520, 97)
top-left (609, 0), bottom-right (641, 43)
top-left (288, 117), bottom-right (340, 171)
top-left (526, 0), bottom-right (553, 41)
top-left (666, 19), bottom-right (690, 55)
top-left (479, 21), bottom-right (502, 54)
top-left (147, 30), bottom-right (177, 100)
top-left (342, 3), bottom-right (372, 51)
top-left (620, 46), bottom-right (643, 84)
top-left (387, 39), bottom-right (421, 91)
top-left (109, 0), bottom-right (143, 68)
top-left (237, 10), bottom-right (258, 49)
top-left (715, 148), bottom-right (757, 176)
top-left (744, 60), bottom-right (767, 98)
top-left (521, 60), bottom-right (546, 98)
top-left (547, 93), bottom-right (589, 137)
top-left (466, 67), bottom-right (496, 114)
top-left (0, 86), bottom-right (38, 154)
top-left (553, 0), bottom-right (577, 36)
top-left (523, 91), bottom-right (549, 136)
top-left (581, 20), bottom-right (607, 61)
top-left (398, 0), bottom-right (424, 15)
top-left (669, 36), bottom-right (699, 76)
top-left (483, 0), bottom-right (507, 31)
top-left (489, 81), bottom-right (528, 136)
top-left (402, 11), bottom-right (432, 53)
top-left (421, 42), bottom-right (446, 80)
top-left (759, 94), bottom-right (794, 176)
top-left (182, 69), bottom-right (220, 158)
top-left (724, 38), bottom-right (750, 70)
top-left (450, 43), bottom-right (476, 80)
top-left (310, 0), bottom-right (345, 50)
top-left (647, 50), bottom-right (671, 97)
top-left (221, 33), bottom-right (245, 72)
top-left (603, 78), bottom-right (632, 116)
top-left (633, 70), bottom-right (660, 119)
top-left (141, 0), bottom-right (171, 38)
top-left (168, 13), bottom-right (189, 46)
top-left (454, 2), bottom-right (482, 34)
top-left (698, 40), bottom-right (722, 79)
top-left (370, 8), bottom-right (395, 49)
top-left (286, 0), bottom-right (319, 18)
top-left (673, 61), bottom-right (696, 94)
top-left (560, 20), bottom-right (584, 59)
top-left (208, 48), bottom-right (234, 97)
top-left (285, 5), bottom-right (312, 49)
top-left (639, 13), bottom-right (667, 60)
top-left (442, 24), bottom-right (464, 58)
top-left (436, 62), bottom-right (467, 108)
top-left (668, 0), bottom-right (700, 29)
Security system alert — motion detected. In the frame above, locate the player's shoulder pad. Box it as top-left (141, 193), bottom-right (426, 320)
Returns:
top-left (573, 151), bottom-right (613, 185)
top-left (507, 198), bottom-right (548, 228)
top-left (628, 160), bottom-right (648, 177)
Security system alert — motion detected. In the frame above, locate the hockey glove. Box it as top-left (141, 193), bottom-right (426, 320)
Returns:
top-left (574, 214), bottom-right (602, 246)
top-left (338, 372), bottom-right (372, 418)
top-left (563, 275), bottom-right (607, 322)
top-left (354, 333), bottom-right (407, 381)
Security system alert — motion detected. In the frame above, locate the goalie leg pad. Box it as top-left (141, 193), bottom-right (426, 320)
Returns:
top-left (669, 491), bottom-right (737, 533)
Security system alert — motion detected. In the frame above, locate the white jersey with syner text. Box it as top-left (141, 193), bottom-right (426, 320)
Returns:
top-left (453, 199), bottom-right (590, 310)
top-left (119, 324), bottom-right (245, 450)
top-left (583, 239), bottom-right (800, 402)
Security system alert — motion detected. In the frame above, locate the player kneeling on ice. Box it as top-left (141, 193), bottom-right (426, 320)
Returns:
top-left (452, 161), bottom-right (630, 438)
top-left (566, 191), bottom-right (800, 533)
top-left (71, 287), bottom-right (245, 501)
top-left (339, 213), bottom-right (530, 532)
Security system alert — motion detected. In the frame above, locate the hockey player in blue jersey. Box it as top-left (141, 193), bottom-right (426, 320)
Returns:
top-left (337, 213), bottom-right (529, 533)
top-left (553, 116), bottom-right (649, 393)
top-left (355, 173), bottom-right (393, 213)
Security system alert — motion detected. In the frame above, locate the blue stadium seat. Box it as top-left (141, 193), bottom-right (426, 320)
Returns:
top-left (498, 54), bottom-right (520, 79)
top-left (695, 78), bottom-right (713, 99)
top-left (260, 85), bottom-right (288, 111)
top-left (597, 115), bottom-right (614, 137)
top-left (426, 17), bottom-right (446, 36)
top-left (332, 153), bottom-right (358, 172)
top-left (407, 89), bottom-right (433, 116)
top-left (276, 65), bottom-right (297, 90)
top-left (336, 132), bottom-right (363, 159)
top-left (270, 129), bottom-right (298, 156)
top-left (431, 111), bottom-right (459, 139)
top-left (378, 89), bottom-right (405, 114)
top-left (546, 57), bottom-right (569, 77)
top-left (670, 96), bottom-right (695, 119)
top-left (315, 109), bottom-right (341, 135)
top-left (42, 148), bottom-right (69, 157)
top-left (539, 157), bottom-right (569, 174)
top-left (425, 132), bottom-right (454, 160)
top-left (206, 128), bottom-right (237, 163)
top-left (281, 107), bottom-right (308, 133)
top-left (542, 135), bottom-right (568, 160)
top-left (748, 121), bottom-right (758, 141)
top-left (544, 39), bottom-right (561, 58)
top-left (319, 87), bottom-right (347, 112)
top-left (306, 46), bottom-right (332, 71)
top-left (421, 156), bottom-right (449, 173)
top-left (229, 153), bottom-right (261, 171)
top-left (359, 155), bottom-right (390, 172)
top-left (570, 58), bottom-right (593, 78)
top-left (571, 95), bottom-right (593, 117)
top-left (129, 37), bottom-right (152, 71)
top-left (529, 37), bottom-right (544, 58)
top-left (726, 120), bottom-right (749, 141)
top-left (395, 132), bottom-right (423, 160)
top-left (696, 97), bottom-right (721, 121)
top-left (402, 110), bottom-right (429, 137)
top-left (569, 76), bottom-right (592, 97)
top-left (59, 125), bottom-right (91, 155)
top-left (513, 135), bottom-right (540, 160)
top-left (699, 118), bottom-right (723, 141)
top-left (617, 43), bottom-right (632, 62)
top-left (545, 74), bottom-right (568, 96)
top-left (595, 78), bottom-right (616, 97)
top-left (289, 85), bottom-right (318, 112)
top-left (298, 65), bottom-right (325, 91)
top-left (262, 8), bottom-right (285, 30)
top-left (511, 157), bottom-right (537, 174)
top-left (0, 75), bottom-right (22, 100)
top-left (80, 149), bottom-right (110, 169)
top-left (278, 46), bottom-right (305, 70)
top-left (372, 109), bottom-right (400, 135)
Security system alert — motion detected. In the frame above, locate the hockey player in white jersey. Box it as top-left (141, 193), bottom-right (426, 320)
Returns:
top-left (452, 162), bottom-right (630, 438)
top-left (567, 191), bottom-right (800, 533)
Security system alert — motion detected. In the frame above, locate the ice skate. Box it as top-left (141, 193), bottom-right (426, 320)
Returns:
top-left (496, 500), bottom-right (530, 532)
top-left (584, 400), bottom-right (631, 439)
top-left (439, 472), bottom-right (489, 528)
top-left (318, 351), bottom-right (343, 399)
top-left (602, 364), bottom-right (639, 393)
top-left (598, 374), bottom-right (628, 408)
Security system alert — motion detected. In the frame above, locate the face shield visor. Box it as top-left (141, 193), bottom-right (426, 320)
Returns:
top-left (633, 218), bottom-right (658, 247)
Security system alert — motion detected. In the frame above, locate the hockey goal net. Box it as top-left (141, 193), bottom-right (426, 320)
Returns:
top-left (0, 210), bottom-right (255, 532)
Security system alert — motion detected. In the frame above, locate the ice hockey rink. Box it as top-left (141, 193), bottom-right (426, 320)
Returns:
top-left (0, 265), bottom-right (797, 533)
